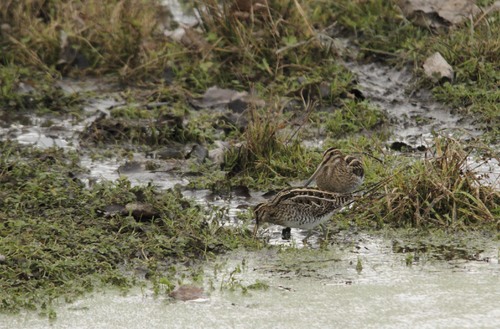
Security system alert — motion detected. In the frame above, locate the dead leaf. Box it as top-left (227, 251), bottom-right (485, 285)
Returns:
top-left (398, 0), bottom-right (481, 31)
top-left (169, 285), bottom-right (207, 301)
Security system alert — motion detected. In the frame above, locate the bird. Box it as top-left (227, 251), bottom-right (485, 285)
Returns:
top-left (280, 148), bottom-right (364, 240)
top-left (253, 187), bottom-right (354, 244)
top-left (304, 148), bottom-right (364, 193)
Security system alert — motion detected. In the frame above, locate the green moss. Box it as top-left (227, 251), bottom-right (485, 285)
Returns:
top-left (324, 100), bottom-right (387, 137)
top-left (0, 141), bottom-right (257, 313)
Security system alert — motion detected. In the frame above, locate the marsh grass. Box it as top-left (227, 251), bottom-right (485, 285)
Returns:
top-left (222, 105), bottom-right (321, 187)
top-left (198, 0), bottom-right (317, 76)
top-left (355, 136), bottom-right (500, 229)
top-left (195, 0), bottom-right (357, 98)
top-left (324, 100), bottom-right (387, 137)
top-left (1, 0), bottom-right (170, 80)
top-left (0, 65), bottom-right (82, 113)
top-left (0, 141), bottom-right (257, 313)
top-left (316, 0), bottom-right (428, 61)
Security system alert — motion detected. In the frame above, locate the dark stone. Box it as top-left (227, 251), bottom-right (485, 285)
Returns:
top-left (232, 185), bottom-right (251, 198)
top-left (187, 144), bottom-right (208, 163)
top-left (281, 227), bottom-right (291, 240)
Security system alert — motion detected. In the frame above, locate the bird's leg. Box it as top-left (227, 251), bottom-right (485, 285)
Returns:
top-left (320, 224), bottom-right (329, 240)
top-left (252, 223), bottom-right (259, 238)
top-left (302, 230), bottom-right (313, 246)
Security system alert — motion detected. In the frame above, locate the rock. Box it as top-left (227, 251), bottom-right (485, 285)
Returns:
top-left (232, 185), bottom-right (251, 198)
top-left (281, 227), bottom-right (292, 240)
top-left (103, 204), bottom-right (127, 217)
top-left (423, 52), bottom-right (454, 82)
top-left (125, 202), bottom-right (159, 221)
top-left (390, 141), bottom-right (427, 152)
top-left (1, 23), bottom-right (11, 34)
top-left (187, 144), bottom-right (209, 164)
top-left (169, 285), bottom-right (207, 301)
top-left (190, 86), bottom-right (265, 111)
top-left (319, 81), bottom-right (331, 99)
top-left (208, 141), bottom-right (231, 166)
top-left (227, 99), bottom-right (248, 113)
top-left (397, 0), bottom-right (481, 32)
top-left (118, 161), bottom-right (142, 174)
top-left (153, 145), bottom-right (186, 160)
top-left (191, 86), bottom-right (248, 109)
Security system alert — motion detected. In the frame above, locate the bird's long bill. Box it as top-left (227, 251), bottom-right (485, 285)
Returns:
top-left (304, 162), bottom-right (324, 187)
top-left (252, 223), bottom-right (258, 238)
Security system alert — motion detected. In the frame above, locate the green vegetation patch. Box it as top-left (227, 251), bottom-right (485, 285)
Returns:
top-left (0, 65), bottom-right (82, 113)
top-left (351, 136), bottom-right (500, 229)
top-left (0, 0), bottom-right (169, 81)
top-left (324, 100), bottom-right (387, 137)
top-left (0, 141), bottom-right (256, 313)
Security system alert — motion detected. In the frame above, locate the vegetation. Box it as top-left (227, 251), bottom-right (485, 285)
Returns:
top-left (348, 135), bottom-right (500, 230)
top-left (0, 141), bottom-right (257, 313)
top-left (0, 0), bottom-right (499, 315)
top-left (314, 0), bottom-right (500, 135)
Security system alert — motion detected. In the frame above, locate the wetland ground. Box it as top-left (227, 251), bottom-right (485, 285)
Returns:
top-left (0, 0), bottom-right (499, 326)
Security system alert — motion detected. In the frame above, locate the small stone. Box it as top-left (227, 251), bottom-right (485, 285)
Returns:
top-left (319, 81), bottom-right (331, 99)
top-left (117, 161), bottom-right (142, 174)
top-left (125, 202), bottom-right (159, 221)
top-left (0, 254), bottom-right (6, 263)
top-left (188, 144), bottom-right (209, 164)
top-left (423, 52), bottom-right (454, 82)
top-left (1, 24), bottom-right (11, 34)
top-left (232, 185), bottom-right (251, 198)
top-left (169, 285), bottom-right (206, 301)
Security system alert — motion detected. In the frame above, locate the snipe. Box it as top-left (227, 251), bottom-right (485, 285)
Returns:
top-left (253, 188), bottom-right (353, 243)
top-left (278, 148), bottom-right (364, 241)
top-left (304, 148), bottom-right (364, 193)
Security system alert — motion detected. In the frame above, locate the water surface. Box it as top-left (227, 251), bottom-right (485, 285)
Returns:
top-left (3, 234), bottom-right (499, 329)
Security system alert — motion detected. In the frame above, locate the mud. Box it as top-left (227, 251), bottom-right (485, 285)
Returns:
top-left (346, 62), bottom-right (481, 147)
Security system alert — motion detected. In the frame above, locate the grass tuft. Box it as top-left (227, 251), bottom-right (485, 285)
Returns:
top-left (358, 136), bottom-right (500, 228)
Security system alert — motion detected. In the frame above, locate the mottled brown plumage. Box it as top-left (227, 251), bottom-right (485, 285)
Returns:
top-left (305, 148), bottom-right (364, 193)
top-left (253, 188), bottom-right (353, 242)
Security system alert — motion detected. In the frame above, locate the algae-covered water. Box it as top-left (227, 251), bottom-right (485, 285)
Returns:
top-left (2, 235), bottom-right (499, 329)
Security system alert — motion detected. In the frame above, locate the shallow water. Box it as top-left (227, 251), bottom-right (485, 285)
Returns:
top-left (2, 234), bottom-right (499, 329)
top-left (346, 62), bottom-right (480, 146)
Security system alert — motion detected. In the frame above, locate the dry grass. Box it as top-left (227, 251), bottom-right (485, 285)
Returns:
top-left (1, 0), bottom-right (168, 79)
top-left (362, 136), bottom-right (500, 228)
top-left (197, 0), bottom-right (327, 82)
